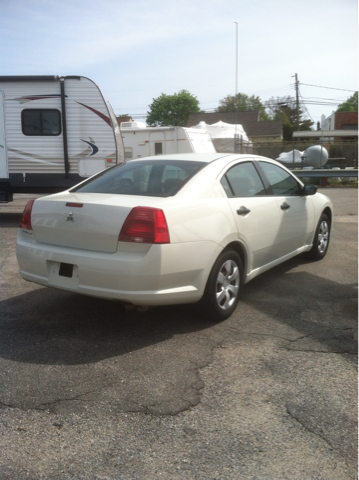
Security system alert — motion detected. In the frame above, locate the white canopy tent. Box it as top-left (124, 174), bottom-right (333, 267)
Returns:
top-left (190, 121), bottom-right (252, 153)
top-left (191, 121), bottom-right (251, 143)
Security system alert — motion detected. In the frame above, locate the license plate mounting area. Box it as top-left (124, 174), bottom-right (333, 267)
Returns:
top-left (48, 261), bottom-right (79, 289)
top-left (59, 263), bottom-right (74, 278)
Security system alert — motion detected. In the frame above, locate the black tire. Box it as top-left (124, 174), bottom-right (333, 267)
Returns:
top-left (307, 213), bottom-right (330, 261)
top-left (199, 250), bottom-right (243, 321)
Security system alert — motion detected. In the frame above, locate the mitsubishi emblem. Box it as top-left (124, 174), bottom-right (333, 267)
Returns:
top-left (66, 211), bottom-right (74, 222)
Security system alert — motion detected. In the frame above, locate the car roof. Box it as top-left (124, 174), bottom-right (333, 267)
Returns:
top-left (127, 153), bottom-right (238, 164)
top-left (125, 153), bottom-right (292, 169)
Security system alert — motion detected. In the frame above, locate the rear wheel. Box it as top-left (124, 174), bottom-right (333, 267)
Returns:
top-left (308, 213), bottom-right (330, 260)
top-left (200, 250), bottom-right (243, 321)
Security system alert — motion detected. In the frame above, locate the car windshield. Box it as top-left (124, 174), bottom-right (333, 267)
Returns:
top-left (71, 160), bottom-right (206, 197)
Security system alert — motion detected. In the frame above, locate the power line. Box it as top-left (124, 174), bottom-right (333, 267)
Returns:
top-left (114, 79), bottom-right (354, 118)
top-left (264, 100), bottom-right (339, 107)
top-left (305, 96), bottom-right (348, 101)
top-left (299, 83), bottom-right (356, 93)
top-left (116, 99), bottom-right (340, 118)
top-left (298, 89), bottom-right (314, 123)
top-left (114, 89), bottom-right (352, 114)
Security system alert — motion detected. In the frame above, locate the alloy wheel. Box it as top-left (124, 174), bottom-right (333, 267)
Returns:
top-left (216, 260), bottom-right (240, 310)
top-left (318, 220), bottom-right (329, 254)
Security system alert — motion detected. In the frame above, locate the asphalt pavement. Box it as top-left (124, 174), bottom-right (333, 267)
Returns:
top-left (0, 188), bottom-right (357, 479)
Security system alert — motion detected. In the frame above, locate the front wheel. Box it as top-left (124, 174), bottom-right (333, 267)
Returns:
top-left (307, 213), bottom-right (330, 260)
top-left (199, 250), bottom-right (243, 321)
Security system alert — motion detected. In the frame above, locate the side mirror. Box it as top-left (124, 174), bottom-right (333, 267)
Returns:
top-left (302, 184), bottom-right (317, 196)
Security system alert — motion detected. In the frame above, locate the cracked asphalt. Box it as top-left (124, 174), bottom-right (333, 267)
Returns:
top-left (0, 188), bottom-right (357, 479)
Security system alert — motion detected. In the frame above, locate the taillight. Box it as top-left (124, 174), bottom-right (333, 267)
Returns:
top-left (119, 207), bottom-right (170, 244)
top-left (19, 200), bottom-right (35, 230)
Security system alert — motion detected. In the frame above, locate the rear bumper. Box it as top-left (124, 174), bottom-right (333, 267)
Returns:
top-left (16, 230), bottom-right (220, 306)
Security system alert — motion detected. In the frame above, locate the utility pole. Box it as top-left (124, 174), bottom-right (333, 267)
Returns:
top-left (294, 73), bottom-right (300, 131)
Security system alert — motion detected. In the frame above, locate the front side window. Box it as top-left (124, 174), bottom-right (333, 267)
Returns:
top-left (259, 161), bottom-right (301, 195)
top-left (72, 159), bottom-right (205, 197)
top-left (22, 109), bottom-right (61, 136)
top-left (221, 161), bottom-right (266, 197)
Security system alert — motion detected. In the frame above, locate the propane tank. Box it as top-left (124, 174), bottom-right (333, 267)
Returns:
top-left (303, 145), bottom-right (328, 168)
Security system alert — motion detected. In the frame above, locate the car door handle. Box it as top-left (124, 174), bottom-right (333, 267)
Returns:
top-left (281, 202), bottom-right (290, 210)
top-left (237, 206), bottom-right (251, 216)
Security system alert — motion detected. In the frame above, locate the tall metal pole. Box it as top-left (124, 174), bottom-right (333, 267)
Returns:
top-left (295, 73), bottom-right (300, 131)
top-left (235, 22), bottom-right (238, 99)
top-left (234, 22), bottom-right (238, 152)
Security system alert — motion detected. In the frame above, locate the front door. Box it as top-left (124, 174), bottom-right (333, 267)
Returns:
top-left (0, 90), bottom-right (8, 178)
top-left (258, 160), bottom-right (314, 255)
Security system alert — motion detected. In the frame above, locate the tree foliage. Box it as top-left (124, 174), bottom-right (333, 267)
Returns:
top-left (266, 95), bottom-right (314, 141)
top-left (146, 90), bottom-right (201, 126)
top-left (216, 93), bottom-right (270, 121)
top-left (336, 91), bottom-right (358, 112)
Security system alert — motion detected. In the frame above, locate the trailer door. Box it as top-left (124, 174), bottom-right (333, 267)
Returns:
top-left (149, 131), bottom-right (165, 156)
top-left (0, 90), bottom-right (8, 178)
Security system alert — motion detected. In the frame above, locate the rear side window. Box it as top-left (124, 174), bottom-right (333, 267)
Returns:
top-left (221, 162), bottom-right (266, 197)
top-left (22, 109), bottom-right (61, 136)
top-left (72, 160), bottom-right (206, 197)
top-left (259, 161), bottom-right (301, 195)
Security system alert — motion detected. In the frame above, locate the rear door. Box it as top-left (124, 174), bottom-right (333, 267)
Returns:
top-left (221, 161), bottom-right (283, 271)
top-left (0, 90), bottom-right (8, 178)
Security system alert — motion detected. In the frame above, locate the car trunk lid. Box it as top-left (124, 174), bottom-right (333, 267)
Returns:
top-left (31, 193), bottom-right (162, 253)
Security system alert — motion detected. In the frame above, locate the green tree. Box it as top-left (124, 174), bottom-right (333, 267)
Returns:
top-left (266, 96), bottom-right (314, 141)
top-left (146, 90), bottom-right (201, 126)
top-left (216, 93), bottom-right (270, 121)
top-left (336, 91), bottom-right (358, 112)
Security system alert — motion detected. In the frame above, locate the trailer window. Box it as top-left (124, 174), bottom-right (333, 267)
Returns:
top-left (22, 109), bottom-right (61, 136)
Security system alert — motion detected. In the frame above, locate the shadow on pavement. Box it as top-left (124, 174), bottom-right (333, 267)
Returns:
top-left (0, 254), bottom-right (357, 366)
top-left (240, 256), bottom-right (357, 358)
top-left (0, 288), bottom-right (219, 365)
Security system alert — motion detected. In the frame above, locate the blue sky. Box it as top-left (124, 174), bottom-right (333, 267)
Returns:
top-left (1, 0), bottom-right (357, 126)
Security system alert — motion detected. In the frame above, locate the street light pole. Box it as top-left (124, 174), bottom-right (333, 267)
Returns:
top-left (235, 22), bottom-right (238, 99)
top-left (234, 22), bottom-right (238, 152)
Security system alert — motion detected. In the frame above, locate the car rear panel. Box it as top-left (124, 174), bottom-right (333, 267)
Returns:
top-left (16, 230), bottom-right (221, 305)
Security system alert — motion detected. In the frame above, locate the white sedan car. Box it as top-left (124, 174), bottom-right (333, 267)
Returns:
top-left (16, 153), bottom-right (333, 320)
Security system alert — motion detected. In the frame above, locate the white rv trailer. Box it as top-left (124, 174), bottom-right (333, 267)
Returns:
top-left (0, 75), bottom-right (124, 202)
top-left (120, 121), bottom-right (216, 160)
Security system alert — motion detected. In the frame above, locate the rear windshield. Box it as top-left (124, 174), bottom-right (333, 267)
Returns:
top-left (71, 160), bottom-right (206, 197)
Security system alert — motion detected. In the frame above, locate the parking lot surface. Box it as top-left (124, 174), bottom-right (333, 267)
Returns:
top-left (0, 188), bottom-right (357, 479)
